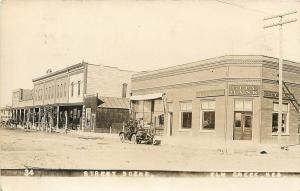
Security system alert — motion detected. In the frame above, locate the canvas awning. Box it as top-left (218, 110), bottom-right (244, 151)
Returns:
top-left (130, 93), bottom-right (164, 101)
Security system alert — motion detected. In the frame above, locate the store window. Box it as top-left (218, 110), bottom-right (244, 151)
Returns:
top-left (272, 103), bottom-right (288, 134)
top-left (201, 100), bottom-right (215, 130)
top-left (180, 101), bottom-right (192, 129)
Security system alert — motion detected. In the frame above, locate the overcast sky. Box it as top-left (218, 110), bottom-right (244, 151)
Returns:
top-left (0, 0), bottom-right (300, 106)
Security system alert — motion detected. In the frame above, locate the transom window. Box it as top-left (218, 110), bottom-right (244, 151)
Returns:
top-left (180, 102), bottom-right (192, 129)
top-left (201, 100), bottom-right (215, 130)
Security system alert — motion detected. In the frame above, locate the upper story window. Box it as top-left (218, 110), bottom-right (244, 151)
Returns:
top-left (49, 87), bottom-right (51, 99)
top-left (78, 81), bottom-right (81, 96)
top-left (46, 87), bottom-right (49, 100)
top-left (180, 101), bottom-right (192, 129)
top-left (60, 84), bottom-right (63, 98)
top-left (57, 85), bottom-right (60, 98)
top-left (71, 82), bottom-right (74, 97)
top-left (122, 83), bottom-right (128, 98)
top-left (52, 85), bottom-right (55, 98)
top-left (64, 83), bottom-right (67, 97)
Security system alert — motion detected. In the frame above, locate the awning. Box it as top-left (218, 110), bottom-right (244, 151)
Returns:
top-left (130, 93), bottom-right (164, 101)
top-left (98, 97), bottom-right (129, 109)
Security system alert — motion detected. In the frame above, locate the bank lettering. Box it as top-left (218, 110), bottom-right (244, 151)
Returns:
top-left (229, 85), bottom-right (259, 96)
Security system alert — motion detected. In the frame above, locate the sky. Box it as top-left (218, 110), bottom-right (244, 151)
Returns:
top-left (0, 0), bottom-right (300, 107)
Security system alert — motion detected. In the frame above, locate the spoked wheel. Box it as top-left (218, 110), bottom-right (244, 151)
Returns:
top-left (119, 133), bottom-right (125, 143)
top-left (131, 134), bottom-right (137, 144)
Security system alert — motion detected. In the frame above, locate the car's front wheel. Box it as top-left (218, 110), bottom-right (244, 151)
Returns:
top-left (119, 133), bottom-right (125, 143)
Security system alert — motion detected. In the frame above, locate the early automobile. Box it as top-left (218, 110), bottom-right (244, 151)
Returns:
top-left (119, 120), bottom-right (160, 145)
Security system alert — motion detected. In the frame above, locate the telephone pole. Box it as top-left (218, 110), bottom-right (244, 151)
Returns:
top-left (263, 10), bottom-right (297, 146)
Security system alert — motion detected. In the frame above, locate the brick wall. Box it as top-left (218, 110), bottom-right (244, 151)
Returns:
top-left (86, 65), bottom-right (135, 98)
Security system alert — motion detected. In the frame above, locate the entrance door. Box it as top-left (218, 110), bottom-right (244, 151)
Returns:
top-left (233, 112), bottom-right (252, 140)
top-left (167, 112), bottom-right (173, 136)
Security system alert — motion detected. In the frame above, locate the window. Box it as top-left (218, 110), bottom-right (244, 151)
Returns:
top-left (60, 84), bottom-right (63, 97)
top-left (122, 83), bottom-right (127, 98)
top-left (272, 103), bottom-right (288, 134)
top-left (49, 87), bottom-right (51, 99)
top-left (180, 102), bottom-right (192, 129)
top-left (201, 100), bottom-right (215, 130)
top-left (45, 87), bottom-right (48, 100)
top-left (57, 85), bottom-right (60, 98)
top-left (64, 83), bottom-right (66, 97)
top-left (71, 82), bottom-right (74, 97)
top-left (78, 81), bottom-right (81, 96)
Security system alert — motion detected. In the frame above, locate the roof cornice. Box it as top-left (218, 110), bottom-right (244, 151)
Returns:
top-left (132, 55), bottom-right (300, 81)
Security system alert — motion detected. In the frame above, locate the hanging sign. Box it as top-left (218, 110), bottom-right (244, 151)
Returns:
top-left (263, 91), bottom-right (295, 100)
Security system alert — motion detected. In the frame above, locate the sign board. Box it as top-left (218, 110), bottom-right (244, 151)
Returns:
top-left (229, 85), bottom-right (260, 97)
top-left (196, 89), bottom-right (225, 98)
top-left (263, 91), bottom-right (295, 100)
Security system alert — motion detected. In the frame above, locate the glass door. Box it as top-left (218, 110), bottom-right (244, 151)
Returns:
top-left (233, 111), bottom-right (252, 140)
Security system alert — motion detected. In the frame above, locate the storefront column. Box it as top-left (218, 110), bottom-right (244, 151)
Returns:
top-left (81, 105), bottom-right (85, 131)
top-left (38, 107), bottom-right (41, 131)
top-left (43, 107), bottom-right (46, 132)
top-left (56, 106), bottom-right (59, 131)
top-left (33, 108), bottom-right (35, 130)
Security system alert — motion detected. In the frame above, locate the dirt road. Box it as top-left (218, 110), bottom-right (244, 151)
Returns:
top-left (1, 128), bottom-right (300, 172)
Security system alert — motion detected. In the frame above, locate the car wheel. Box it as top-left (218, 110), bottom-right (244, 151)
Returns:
top-left (119, 133), bottom-right (125, 143)
top-left (131, 134), bottom-right (137, 144)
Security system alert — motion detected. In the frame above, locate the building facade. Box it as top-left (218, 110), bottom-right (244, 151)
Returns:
top-left (29, 61), bottom-right (134, 132)
top-left (11, 89), bottom-right (34, 126)
top-left (131, 55), bottom-right (300, 144)
top-left (0, 106), bottom-right (12, 122)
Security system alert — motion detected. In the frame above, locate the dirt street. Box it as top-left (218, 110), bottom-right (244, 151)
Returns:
top-left (1, 128), bottom-right (300, 172)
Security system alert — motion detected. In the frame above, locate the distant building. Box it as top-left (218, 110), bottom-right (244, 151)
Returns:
top-left (0, 106), bottom-right (12, 122)
top-left (10, 61), bottom-right (135, 132)
top-left (130, 55), bottom-right (300, 144)
top-left (84, 96), bottom-right (130, 133)
top-left (11, 89), bottom-right (34, 125)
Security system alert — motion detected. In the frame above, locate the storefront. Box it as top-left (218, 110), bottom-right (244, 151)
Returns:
top-left (130, 93), bottom-right (167, 136)
top-left (131, 55), bottom-right (300, 144)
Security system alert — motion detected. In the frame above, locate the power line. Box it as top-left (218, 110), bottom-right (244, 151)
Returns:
top-left (214, 0), bottom-right (270, 15)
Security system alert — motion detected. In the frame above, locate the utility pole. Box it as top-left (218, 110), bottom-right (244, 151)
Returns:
top-left (263, 10), bottom-right (297, 146)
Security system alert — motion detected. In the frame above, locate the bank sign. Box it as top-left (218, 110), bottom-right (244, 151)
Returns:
top-left (229, 85), bottom-right (260, 97)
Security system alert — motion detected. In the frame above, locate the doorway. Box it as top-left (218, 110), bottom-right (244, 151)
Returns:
top-left (233, 111), bottom-right (252, 140)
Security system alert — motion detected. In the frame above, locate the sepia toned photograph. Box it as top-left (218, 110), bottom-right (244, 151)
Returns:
top-left (0, 0), bottom-right (300, 190)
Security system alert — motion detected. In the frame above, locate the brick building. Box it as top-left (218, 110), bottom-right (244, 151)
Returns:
top-left (130, 55), bottom-right (300, 144)
top-left (11, 61), bottom-right (135, 132)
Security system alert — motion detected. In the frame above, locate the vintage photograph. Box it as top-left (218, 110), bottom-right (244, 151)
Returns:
top-left (0, 0), bottom-right (300, 190)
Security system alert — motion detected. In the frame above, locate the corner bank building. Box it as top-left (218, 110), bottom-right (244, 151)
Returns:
top-left (131, 55), bottom-right (300, 144)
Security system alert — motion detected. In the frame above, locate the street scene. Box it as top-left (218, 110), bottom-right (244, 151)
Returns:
top-left (1, 1), bottom-right (300, 190)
